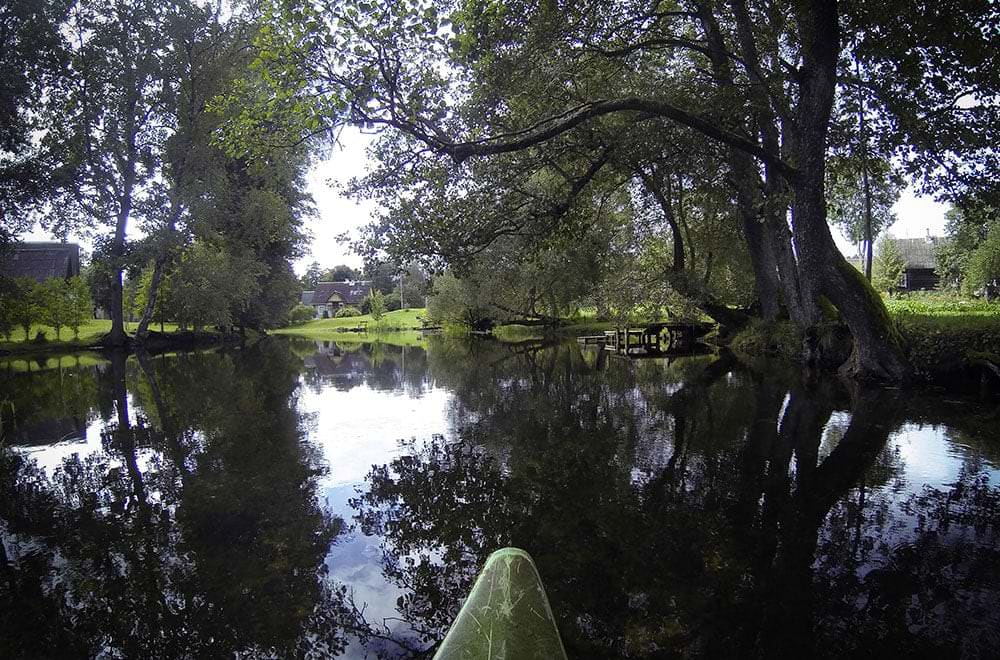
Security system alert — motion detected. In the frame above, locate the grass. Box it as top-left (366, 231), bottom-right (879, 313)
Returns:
top-left (0, 319), bottom-right (182, 353)
top-left (280, 329), bottom-right (428, 347)
top-left (273, 308), bottom-right (428, 336)
top-left (885, 293), bottom-right (1000, 319)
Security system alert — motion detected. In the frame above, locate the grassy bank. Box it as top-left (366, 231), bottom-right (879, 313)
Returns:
top-left (0, 319), bottom-right (183, 354)
top-left (728, 294), bottom-right (1000, 382)
top-left (890, 299), bottom-right (1000, 381)
top-left (272, 308), bottom-right (426, 335)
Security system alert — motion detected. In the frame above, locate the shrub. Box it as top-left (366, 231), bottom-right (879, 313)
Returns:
top-left (288, 304), bottom-right (316, 325)
top-left (32, 330), bottom-right (48, 344)
top-left (334, 306), bottom-right (362, 318)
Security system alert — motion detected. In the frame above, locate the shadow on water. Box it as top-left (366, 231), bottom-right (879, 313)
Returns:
top-left (2, 337), bottom-right (1000, 658)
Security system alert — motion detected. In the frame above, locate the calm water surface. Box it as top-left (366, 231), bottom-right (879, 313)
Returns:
top-left (2, 337), bottom-right (999, 659)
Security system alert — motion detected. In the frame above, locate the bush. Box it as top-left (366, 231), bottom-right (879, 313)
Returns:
top-left (287, 304), bottom-right (316, 325)
top-left (32, 330), bottom-right (48, 344)
top-left (334, 306), bottom-right (362, 318)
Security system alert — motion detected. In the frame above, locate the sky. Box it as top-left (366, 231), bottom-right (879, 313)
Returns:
top-left (24, 125), bottom-right (951, 273)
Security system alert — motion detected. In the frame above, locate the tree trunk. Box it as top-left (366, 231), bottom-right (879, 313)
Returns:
top-left (734, 170), bottom-right (782, 321)
top-left (696, 3), bottom-right (783, 321)
top-left (135, 255), bottom-right (167, 342)
top-left (641, 169), bottom-right (750, 329)
top-left (789, 1), bottom-right (909, 383)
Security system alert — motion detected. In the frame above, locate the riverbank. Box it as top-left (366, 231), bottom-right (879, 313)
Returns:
top-left (0, 319), bottom-right (241, 358)
top-left (728, 296), bottom-right (1000, 386)
top-left (271, 308), bottom-right (427, 336)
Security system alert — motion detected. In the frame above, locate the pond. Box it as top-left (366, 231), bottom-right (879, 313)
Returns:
top-left (1, 337), bottom-right (999, 659)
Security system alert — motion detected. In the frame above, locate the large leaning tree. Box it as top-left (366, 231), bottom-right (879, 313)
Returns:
top-left (217, 0), bottom-right (997, 382)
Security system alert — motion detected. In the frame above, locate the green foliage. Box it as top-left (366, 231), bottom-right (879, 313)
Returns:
top-left (300, 261), bottom-right (324, 289)
top-left (962, 223), bottom-right (1000, 299)
top-left (32, 276), bottom-right (92, 340)
top-left (897, 314), bottom-right (1000, 381)
top-left (328, 264), bottom-right (359, 282)
top-left (133, 266), bottom-right (172, 330)
top-left (366, 290), bottom-right (387, 324)
top-left (334, 306), bottom-right (361, 318)
top-left (65, 276), bottom-right (92, 339)
top-left (288, 303), bottom-right (316, 325)
top-left (825, 155), bottom-right (903, 261)
top-left (427, 272), bottom-right (491, 328)
top-left (5, 277), bottom-right (41, 340)
top-left (885, 293), bottom-right (999, 318)
top-left (38, 278), bottom-right (71, 340)
top-left (872, 236), bottom-right (906, 294)
top-left (168, 242), bottom-right (264, 330)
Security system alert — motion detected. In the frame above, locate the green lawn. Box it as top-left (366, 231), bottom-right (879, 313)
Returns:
top-left (273, 308), bottom-right (428, 335)
top-left (1, 319), bottom-right (181, 353)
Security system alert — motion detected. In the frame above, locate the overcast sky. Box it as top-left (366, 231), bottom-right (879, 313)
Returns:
top-left (25, 125), bottom-right (950, 274)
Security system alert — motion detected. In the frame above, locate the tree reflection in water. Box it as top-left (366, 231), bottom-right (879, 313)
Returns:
top-left (2, 338), bottom-right (999, 658)
top-left (351, 340), bottom-right (1000, 659)
top-left (1, 340), bottom-right (345, 658)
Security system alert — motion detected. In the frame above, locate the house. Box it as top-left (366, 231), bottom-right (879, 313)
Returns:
top-left (0, 242), bottom-right (80, 282)
top-left (301, 280), bottom-right (372, 318)
top-left (895, 237), bottom-right (941, 291)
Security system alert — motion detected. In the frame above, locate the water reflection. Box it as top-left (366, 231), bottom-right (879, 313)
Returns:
top-left (2, 338), bottom-right (999, 658)
top-left (1, 342), bottom-right (344, 658)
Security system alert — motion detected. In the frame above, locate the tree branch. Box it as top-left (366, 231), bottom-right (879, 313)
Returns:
top-left (433, 98), bottom-right (798, 182)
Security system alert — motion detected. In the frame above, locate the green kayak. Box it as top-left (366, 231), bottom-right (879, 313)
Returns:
top-left (433, 547), bottom-right (568, 660)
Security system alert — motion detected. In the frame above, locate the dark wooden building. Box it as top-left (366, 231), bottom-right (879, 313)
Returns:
top-left (895, 237), bottom-right (941, 291)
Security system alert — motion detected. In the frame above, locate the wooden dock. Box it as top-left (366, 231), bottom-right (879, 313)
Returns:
top-left (602, 322), bottom-right (712, 356)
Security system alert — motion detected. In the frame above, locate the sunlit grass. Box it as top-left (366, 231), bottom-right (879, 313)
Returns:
top-left (273, 307), bottom-right (428, 335)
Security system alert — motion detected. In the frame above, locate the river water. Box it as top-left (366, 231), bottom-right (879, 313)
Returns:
top-left (1, 337), bottom-right (999, 659)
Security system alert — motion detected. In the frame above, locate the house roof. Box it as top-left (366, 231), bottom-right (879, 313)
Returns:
top-left (894, 237), bottom-right (939, 270)
top-left (0, 242), bottom-right (80, 282)
top-left (307, 280), bottom-right (372, 306)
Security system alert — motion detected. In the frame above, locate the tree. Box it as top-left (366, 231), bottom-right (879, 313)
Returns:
top-left (0, 0), bottom-right (68, 245)
top-left (366, 289), bottom-right (387, 325)
top-left (218, 0), bottom-right (998, 381)
top-left (134, 265), bottom-right (172, 332)
top-left (8, 277), bottom-right (41, 340)
top-left (301, 261), bottom-right (324, 289)
top-left (364, 261), bottom-right (399, 296)
top-left (872, 237), bottom-right (906, 295)
top-left (38, 277), bottom-right (73, 339)
top-left (963, 223), bottom-right (1000, 300)
top-left (327, 264), bottom-right (359, 282)
top-left (935, 201), bottom-right (999, 293)
top-left (168, 242), bottom-right (263, 331)
top-left (0, 279), bottom-right (16, 340)
top-left (40, 0), bottom-right (183, 345)
top-left (65, 275), bottom-right (92, 338)
top-left (826, 156), bottom-right (903, 278)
